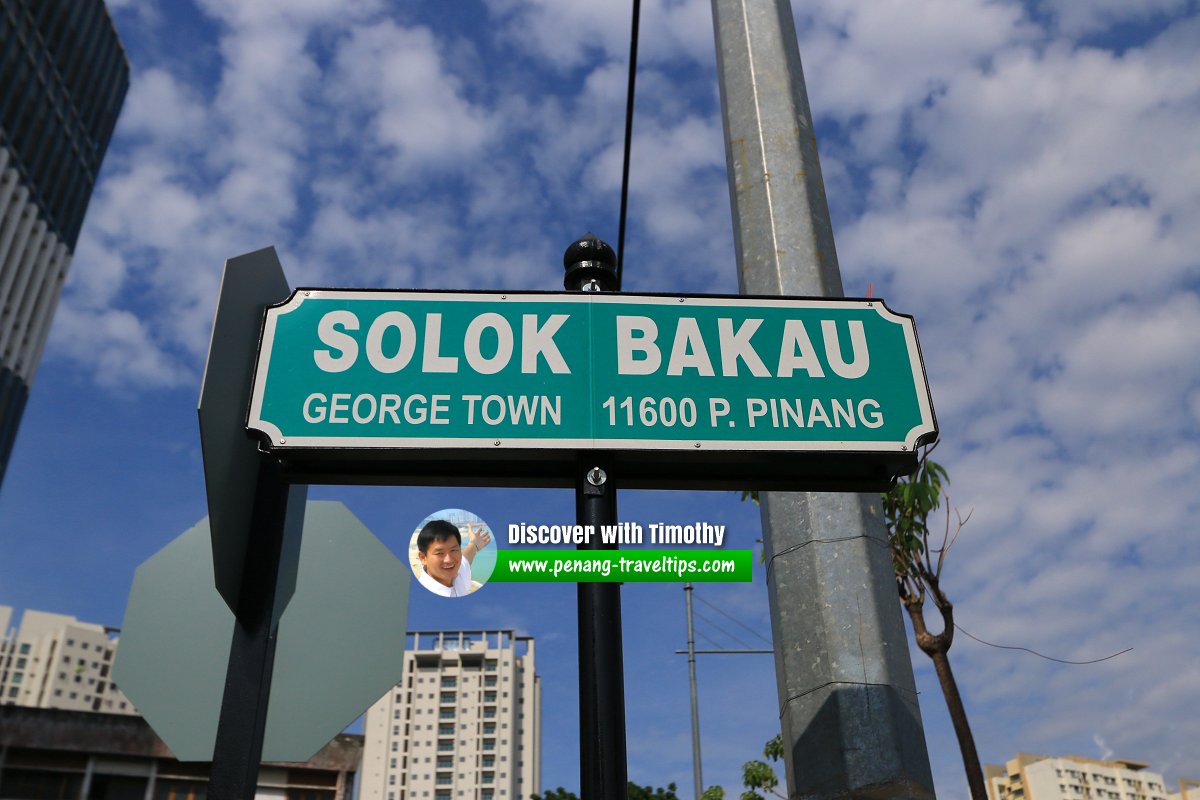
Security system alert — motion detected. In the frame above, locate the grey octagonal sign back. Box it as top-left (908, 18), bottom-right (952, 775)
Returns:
top-left (113, 501), bottom-right (410, 761)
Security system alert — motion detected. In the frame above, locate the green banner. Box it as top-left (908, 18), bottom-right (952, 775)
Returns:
top-left (489, 549), bottom-right (753, 582)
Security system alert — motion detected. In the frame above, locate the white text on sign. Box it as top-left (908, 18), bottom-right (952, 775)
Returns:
top-left (311, 310), bottom-right (870, 378)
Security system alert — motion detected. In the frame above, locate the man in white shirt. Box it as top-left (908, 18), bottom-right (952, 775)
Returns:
top-left (415, 518), bottom-right (491, 597)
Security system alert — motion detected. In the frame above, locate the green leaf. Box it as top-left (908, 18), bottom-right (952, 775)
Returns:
top-left (742, 760), bottom-right (778, 792)
top-left (763, 734), bottom-right (783, 762)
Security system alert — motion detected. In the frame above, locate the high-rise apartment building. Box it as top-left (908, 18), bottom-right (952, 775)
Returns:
top-left (0, 0), bottom-right (129, 488)
top-left (986, 753), bottom-right (1174, 800)
top-left (0, 606), bottom-right (135, 715)
top-left (361, 631), bottom-right (541, 800)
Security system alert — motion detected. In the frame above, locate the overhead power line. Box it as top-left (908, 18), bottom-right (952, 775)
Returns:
top-left (615, 0), bottom-right (641, 290)
top-left (955, 624), bottom-right (1132, 665)
top-left (694, 593), bottom-right (773, 646)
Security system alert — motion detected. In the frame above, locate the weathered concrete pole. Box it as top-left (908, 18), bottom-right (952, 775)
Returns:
top-left (709, 1), bottom-right (936, 797)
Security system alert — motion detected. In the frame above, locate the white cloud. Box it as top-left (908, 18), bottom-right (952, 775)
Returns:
top-left (1035, 0), bottom-right (1190, 36)
top-left (327, 22), bottom-right (494, 173)
top-left (118, 68), bottom-right (212, 146)
top-left (1032, 294), bottom-right (1200, 443)
top-left (483, 0), bottom-right (715, 71)
top-left (46, 305), bottom-right (191, 390)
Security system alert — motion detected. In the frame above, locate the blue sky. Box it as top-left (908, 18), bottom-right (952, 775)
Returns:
top-left (2, 0), bottom-right (1199, 797)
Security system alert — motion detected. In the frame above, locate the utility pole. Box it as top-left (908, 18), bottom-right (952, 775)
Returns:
top-left (678, 585), bottom-right (773, 800)
top-left (684, 583), bottom-right (703, 800)
top-left (709, 1), bottom-right (935, 797)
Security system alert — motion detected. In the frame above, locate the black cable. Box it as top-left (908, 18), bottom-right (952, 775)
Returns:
top-left (615, 0), bottom-right (642, 291)
top-left (694, 593), bottom-right (773, 646)
top-left (955, 624), bottom-right (1132, 665)
top-left (764, 533), bottom-right (888, 584)
top-left (694, 609), bottom-right (756, 651)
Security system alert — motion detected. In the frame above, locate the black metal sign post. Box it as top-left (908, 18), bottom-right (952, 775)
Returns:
top-left (208, 459), bottom-right (303, 800)
top-left (197, 248), bottom-right (308, 800)
top-left (564, 236), bottom-right (629, 800)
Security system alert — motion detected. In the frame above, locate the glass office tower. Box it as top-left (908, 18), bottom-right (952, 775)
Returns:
top-left (0, 0), bottom-right (128, 488)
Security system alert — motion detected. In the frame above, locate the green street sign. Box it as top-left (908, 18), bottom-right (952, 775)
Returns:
top-left (247, 291), bottom-right (936, 490)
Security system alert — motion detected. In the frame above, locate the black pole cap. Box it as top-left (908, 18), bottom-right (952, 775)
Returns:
top-left (563, 233), bottom-right (617, 292)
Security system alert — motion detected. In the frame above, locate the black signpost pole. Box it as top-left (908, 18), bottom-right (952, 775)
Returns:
top-left (208, 459), bottom-right (304, 800)
top-left (565, 236), bottom-right (628, 800)
top-left (197, 248), bottom-right (309, 799)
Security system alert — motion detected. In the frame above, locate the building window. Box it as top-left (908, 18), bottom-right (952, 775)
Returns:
top-left (438, 741), bottom-right (454, 752)
top-left (437, 758), bottom-right (452, 769)
top-left (440, 710), bottom-right (455, 719)
top-left (484, 691), bottom-right (497, 702)
top-left (483, 709), bottom-right (496, 719)
top-left (435, 774), bottom-right (452, 785)
top-left (439, 724), bottom-right (454, 735)
top-left (484, 676), bottom-right (497, 687)
top-left (483, 739), bottom-right (495, 751)
top-left (482, 773), bottom-right (495, 785)
top-left (19, 643), bottom-right (31, 654)
top-left (441, 677), bottom-right (456, 687)
top-left (440, 692), bottom-right (456, 704)
top-left (484, 660), bottom-right (497, 672)
top-left (16, 658), bottom-right (26, 669)
top-left (483, 723), bottom-right (496, 735)
top-left (482, 756), bottom-right (495, 768)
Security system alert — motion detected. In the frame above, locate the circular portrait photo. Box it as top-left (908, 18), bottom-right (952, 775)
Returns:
top-left (408, 508), bottom-right (498, 598)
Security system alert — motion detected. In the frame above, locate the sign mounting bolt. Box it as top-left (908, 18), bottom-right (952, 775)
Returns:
top-left (494, 441), bottom-right (501, 446)
top-left (587, 467), bottom-right (607, 486)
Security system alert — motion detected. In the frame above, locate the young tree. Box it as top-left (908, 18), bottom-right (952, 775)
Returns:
top-left (702, 734), bottom-right (785, 800)
top-left (743, 455), bottom-right (986, 798)
top-left (881, 446), bottom-right (986, 800)
top-left (739, 734), bottom-right (785, 800)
